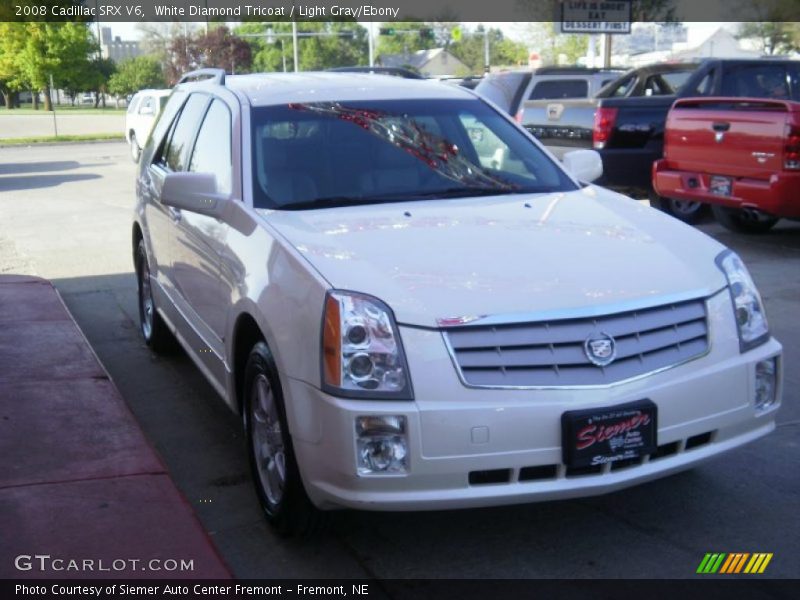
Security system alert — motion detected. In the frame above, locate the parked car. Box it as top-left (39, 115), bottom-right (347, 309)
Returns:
top-left (126, 89), bottom-right (171, 162)
top-left (133, 69), bottom-right (782, 535)
top-left (520, 63), bottom-right (700, 160)
top-left (653, 96), bottom-right (800, 233)
top-left (474, 67), bottom-right (625, 118)
top-left (532, 59), bottom-right (800, 222)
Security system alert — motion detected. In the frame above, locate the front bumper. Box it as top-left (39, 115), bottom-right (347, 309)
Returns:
top-left (284, 292), bottom-right (782, 511)
top-left (653, 160), bottom-right (800, 218)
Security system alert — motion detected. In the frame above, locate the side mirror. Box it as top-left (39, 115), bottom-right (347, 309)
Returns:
top-left (161, 172), bottom-right (228, 219)
top-left (562, 149), bottom-right (603, 184)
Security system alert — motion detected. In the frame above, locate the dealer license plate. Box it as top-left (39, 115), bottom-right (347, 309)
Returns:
top-left (561, 400), bottom-right (657, 469)
top-left (709, 175), bottom-right (732, 197)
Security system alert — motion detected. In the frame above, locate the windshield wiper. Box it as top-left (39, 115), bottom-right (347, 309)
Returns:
top-left (275, 187), bottom-right (529, 210)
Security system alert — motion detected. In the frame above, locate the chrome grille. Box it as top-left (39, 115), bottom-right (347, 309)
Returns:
top-left (445, 298), bottom-right (709, 387)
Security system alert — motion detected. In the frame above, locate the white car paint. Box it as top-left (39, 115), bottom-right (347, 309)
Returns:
top-left (133, 72), bottom-right (782, 517)
top-left (125, 89), bottom-right (171, 160)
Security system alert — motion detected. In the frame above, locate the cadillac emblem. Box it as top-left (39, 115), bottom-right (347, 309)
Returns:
top-left (584, 332), bottom-right (617, 367)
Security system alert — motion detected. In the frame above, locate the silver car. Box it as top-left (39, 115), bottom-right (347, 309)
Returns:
top-left (133, 69), bottom-right (781, 535)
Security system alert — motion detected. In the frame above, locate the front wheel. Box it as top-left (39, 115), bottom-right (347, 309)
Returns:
top-left (243, 342), bottom-right (321, 536)
top-left (711, 205), bottom-right (779, 234)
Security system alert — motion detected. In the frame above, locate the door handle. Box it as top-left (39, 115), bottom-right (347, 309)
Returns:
top-left (168, 206), bottom-right (182, 222)
top-left (712, 122), bottom-right (730, 132)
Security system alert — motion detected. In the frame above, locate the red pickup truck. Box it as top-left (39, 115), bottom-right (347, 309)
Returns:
top-left (653, 97), bottom-right (800, 233)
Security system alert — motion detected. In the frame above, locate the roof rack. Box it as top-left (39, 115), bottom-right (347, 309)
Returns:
top-left (178, 68), bottom-right (226, 85)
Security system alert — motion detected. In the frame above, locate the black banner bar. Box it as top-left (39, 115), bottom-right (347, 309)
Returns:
top-left (2, 0), bottom-right (800, 23)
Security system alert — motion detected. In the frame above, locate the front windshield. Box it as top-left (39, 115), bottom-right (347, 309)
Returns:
top-left (251, 98), bottom-right (577, 210)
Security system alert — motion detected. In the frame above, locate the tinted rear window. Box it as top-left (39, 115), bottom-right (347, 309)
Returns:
top-left (721, 64), bottom-right (793, 100)
top-left (475, 72), bottom-right (530, 113)
top-left (529, 79), bottom-right (589, 100)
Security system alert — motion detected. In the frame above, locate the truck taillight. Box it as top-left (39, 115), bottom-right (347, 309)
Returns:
top-left (593, 107), bottom-right (618, 149)
top-left (515, 109), bottom-right (523, 124)
top-left (784, 124), bottom-right (800, 170)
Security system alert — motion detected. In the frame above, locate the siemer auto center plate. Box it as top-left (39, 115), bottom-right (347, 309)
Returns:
top-left (561, 400), bottom-right (658, 469)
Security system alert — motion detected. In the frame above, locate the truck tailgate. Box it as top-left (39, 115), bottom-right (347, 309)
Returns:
top-left (664, 97), bottom-right (797, 179)
top-left (521, 98), bottom-right (596, 153)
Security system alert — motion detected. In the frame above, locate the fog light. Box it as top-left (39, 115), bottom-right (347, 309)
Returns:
top-left (356, 415), bottom-right (408, 475)
top-left (755, 358), bottom-right (778, 411)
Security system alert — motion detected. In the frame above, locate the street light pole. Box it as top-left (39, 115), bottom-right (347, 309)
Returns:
top-left (292, 20), bottom-right (299, 72)
top-left (483, 29), bottom-right (490, 73)
top-left (368, 21), bottom-right (374, 67)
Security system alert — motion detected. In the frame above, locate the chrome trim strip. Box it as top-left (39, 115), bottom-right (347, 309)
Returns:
top-left (441, 292), bottom-right (720, 390)
top-left (436, 286), bottom-right (726, 328)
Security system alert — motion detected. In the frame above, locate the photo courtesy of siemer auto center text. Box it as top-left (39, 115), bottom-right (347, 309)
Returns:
top-left (0, 0), bottom-right (798, 598)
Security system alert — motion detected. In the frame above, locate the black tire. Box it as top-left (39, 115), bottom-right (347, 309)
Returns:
top-left (243, 341), bottom-right (322, 536)
top-left (130, 133), bottom-right (141, 162)
top-left (711, 205), bottom-right (779, 234)
top-left (134, 238), bottom-right (177, 354)
top-left (649, 192), bottom-right (706, 224)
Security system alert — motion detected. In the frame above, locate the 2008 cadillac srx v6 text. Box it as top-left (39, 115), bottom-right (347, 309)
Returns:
top-left (132, 69), bottom-right (782, 534)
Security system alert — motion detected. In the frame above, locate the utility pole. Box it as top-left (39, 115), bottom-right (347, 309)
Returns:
top-left (483, 29), bottom-right (490, 73)
top-left (368, 21), bottom-right (374, 67)
top-left (49, 74), bottom-right (58, 137)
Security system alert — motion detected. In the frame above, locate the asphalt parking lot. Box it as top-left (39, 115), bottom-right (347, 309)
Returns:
top-left (0, 142), bottom-right (798, 581)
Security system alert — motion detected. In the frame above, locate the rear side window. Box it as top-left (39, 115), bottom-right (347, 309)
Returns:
top-left (138, 96), bottom-right (155, 115)
top-left (722, 64), bottom-right (791, 100)
top-left (127, 95), bottom-right (141, 114)
top-left (691, 70), bottom-right (716, 96)
top-left (661, 71), bottom-right (693, 94)
top-left (160, 94), bottom-right (208, 172)
top-left (189, 100), bottom-right (232, 195)
top-left (475, 72), bottom-right (530, 113)
top-left (529, 79), bottom-right (588, 100)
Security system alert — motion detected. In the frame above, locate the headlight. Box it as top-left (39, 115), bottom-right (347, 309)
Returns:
top-left (321, 290), bottom-right (413, 399)
top-left (716, 250), bottom-right (769, 351)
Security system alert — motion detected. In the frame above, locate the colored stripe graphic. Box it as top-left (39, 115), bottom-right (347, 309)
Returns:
top-left (699, 553), bottom-right (773, 574)
top-left (744, 553), bottom-right (774, 574)
top-left (697, 553), bottom-right (727, 573)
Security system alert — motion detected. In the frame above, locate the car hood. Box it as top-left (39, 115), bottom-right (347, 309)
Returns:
top-left (258, 187), bottom-right (728, 328)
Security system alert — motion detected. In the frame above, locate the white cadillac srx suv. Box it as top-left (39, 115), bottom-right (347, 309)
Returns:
top-left (133, 69), bottom-right (782, 534)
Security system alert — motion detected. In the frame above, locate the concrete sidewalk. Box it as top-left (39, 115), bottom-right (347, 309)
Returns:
top-left (0, 275), bottom-right (230, 579)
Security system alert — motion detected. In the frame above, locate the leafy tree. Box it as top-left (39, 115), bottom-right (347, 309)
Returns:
top-left (737, 22), bottom-right (797, 55)
top-left (375, 22), bottom-right (439, 60)
top-left (164, 26), bottom-right (252, 84)
top-left (238, 21), bottom-right (367, 73)
top-left (108, 56), bottom-right (166, 98)
top-left (0, 23), bottom-right (28, 109)
top-left (449, 26), bottom-right (528, 73)
top-left (90, 57), bottom-right (116, 108)
top-left (14, 22), bottom-right (97, 111)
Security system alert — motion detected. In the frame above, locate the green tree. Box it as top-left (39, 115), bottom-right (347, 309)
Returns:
top-left (15, 23), bottom-right (97, 110)
top-left (0, 23), bottom-right (28, 109)
top-left (449, 26), bottom-right (528, 73)
top-left (238, 21), bottom-right (368, 73)
top-left (108, 56), bottom-right (166, 98)
top-left (375, 22), bottom-right (439, 62)
top-left (89, 57), bottom-right (116, 108)
top-left (738, 21), bottom-right (799, 55)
